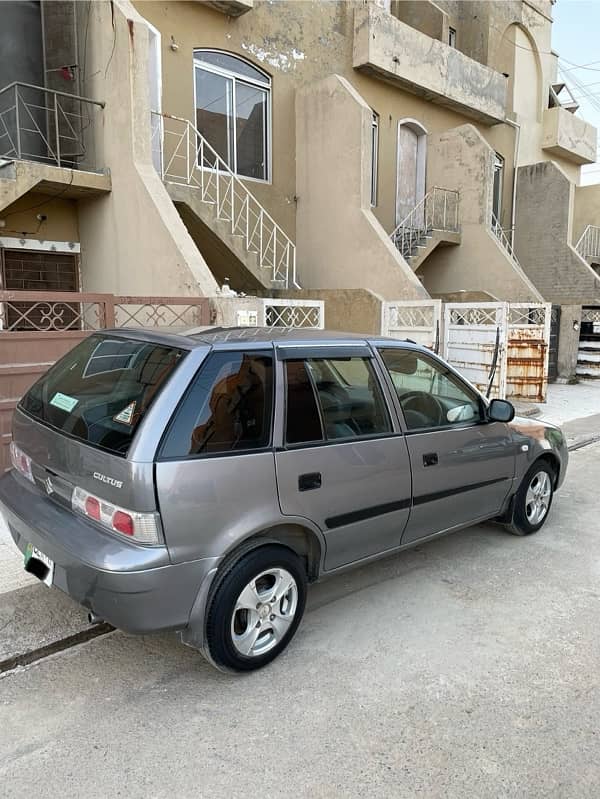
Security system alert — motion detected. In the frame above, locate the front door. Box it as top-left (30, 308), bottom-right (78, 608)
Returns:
top-left (377, 347), bottom-right (515, 545)
top-left (275, 349), bottom-right (412, 571)
top-left (396, 124), bottom-right (419, 225)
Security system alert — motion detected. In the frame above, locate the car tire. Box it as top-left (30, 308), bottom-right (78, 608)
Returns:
top-left (206, 544), bottom-right (307, 672)
top-left (506, 460), bottom-right (555, 536)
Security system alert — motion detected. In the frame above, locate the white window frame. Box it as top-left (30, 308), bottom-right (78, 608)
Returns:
top-left (371, 112), bottom-right (379, 207)
top-left (448, 27), bottom-right (457, 48)
top-left (193, 49), bottom-right (272, 184)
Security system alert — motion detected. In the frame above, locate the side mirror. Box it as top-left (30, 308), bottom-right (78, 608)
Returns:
top-left (487, 398), bottom-right (515, 423)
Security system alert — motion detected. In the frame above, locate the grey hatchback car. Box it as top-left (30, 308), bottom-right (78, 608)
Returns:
top-left (0, 327), bottom-right (567, 671)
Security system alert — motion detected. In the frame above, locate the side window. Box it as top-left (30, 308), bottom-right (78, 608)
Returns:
top-left (285, 356), bottom-right (391, 444)
top-left (285, 361), bottom-right (324, 445)
top-left (161, 351), bottom-right (273, 458)
top-left (378, 348), bottom-right (482, 431)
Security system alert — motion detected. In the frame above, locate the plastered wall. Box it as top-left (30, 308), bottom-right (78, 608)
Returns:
top-left (295, 75), bottom-right (428, 301)
top-left (420, 124), bottom-right (543, 301)
top-left (515, 161), bottom-right (600, 304)
top-left (75, 0), bottom-right (217, 296)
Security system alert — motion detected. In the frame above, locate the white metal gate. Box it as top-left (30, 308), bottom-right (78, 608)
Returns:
top-left (443, 303), bottom-right (507, 398)
top-left (443, 302), bottom-right (551, 401)
top-left (381, 300), bottom-right (442, 351)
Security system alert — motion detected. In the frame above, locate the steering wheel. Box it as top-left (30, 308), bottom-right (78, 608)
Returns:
top-left (400, 391), bottom-right (444, 427)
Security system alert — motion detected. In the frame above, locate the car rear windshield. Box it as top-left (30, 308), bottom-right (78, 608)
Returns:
top-left (19, 334), bottom-right (186, 456)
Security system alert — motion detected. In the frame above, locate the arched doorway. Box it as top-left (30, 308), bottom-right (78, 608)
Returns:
top-left (396, 119), bottom-right (427, 225)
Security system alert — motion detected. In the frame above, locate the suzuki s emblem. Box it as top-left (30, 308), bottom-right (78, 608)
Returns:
top-left (45, 476), bottom-right (54, 496)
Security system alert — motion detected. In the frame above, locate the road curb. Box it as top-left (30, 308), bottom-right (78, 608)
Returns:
top-left (567, 434), bottom-right (600, 452)
top-left (0, 623), bottom-right (114, 675)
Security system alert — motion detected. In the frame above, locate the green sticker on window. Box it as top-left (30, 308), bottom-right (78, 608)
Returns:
top-left (50, 392), bottom-right (79, 412)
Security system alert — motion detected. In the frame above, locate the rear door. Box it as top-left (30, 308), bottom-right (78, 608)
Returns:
top-left (377, 346), bottom-right (515, 545)
top-left (154, 347), bottom-right (281, 563)
top-left (274, 346), bottom-right (412, 571)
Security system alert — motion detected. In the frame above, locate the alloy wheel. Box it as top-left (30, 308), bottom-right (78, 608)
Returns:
top-left (230, 567), bottom-right (299, 657)
top-left (525, 470), bottom-right (552, 525)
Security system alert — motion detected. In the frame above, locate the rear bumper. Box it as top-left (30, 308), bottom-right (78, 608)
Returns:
top-left (0, 471), bottom-right (218, 634)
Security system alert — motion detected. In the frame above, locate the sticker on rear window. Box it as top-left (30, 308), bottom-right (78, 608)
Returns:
top-left (113, 401), bottom-right (136, 425)
top-left (50, 392), bottom-right (79, 412)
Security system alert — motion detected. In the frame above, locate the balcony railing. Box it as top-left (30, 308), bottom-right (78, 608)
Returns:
top-left (0, 82), bottom-right (105, 171)
top-left (390, 187), bottom-right (459, 260)
top-left (575, 225), bottom-right (600, 263)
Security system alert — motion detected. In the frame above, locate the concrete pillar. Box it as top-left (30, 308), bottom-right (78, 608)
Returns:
top-left (557, 304), bottom-right (582, 382)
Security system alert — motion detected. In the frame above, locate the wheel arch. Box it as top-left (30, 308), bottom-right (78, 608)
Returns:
top-left (534, 452), bottom-right (561, 487)
top-left (223, 523), bottom-right (324, 582)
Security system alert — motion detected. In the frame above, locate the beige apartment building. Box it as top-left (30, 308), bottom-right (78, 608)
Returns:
top-left (1, 0), bottom-right (599, 374)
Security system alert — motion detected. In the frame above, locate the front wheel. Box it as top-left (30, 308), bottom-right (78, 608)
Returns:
top-left (206, 545), bottom-right (307, 672)
top-left (507, 461), bottom-right (555, 536)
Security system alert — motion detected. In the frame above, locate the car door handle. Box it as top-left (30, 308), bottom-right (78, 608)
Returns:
top-left (298, 472), bottom-right (322, 492)
top-left (423, 452), bottom-right (438, 467)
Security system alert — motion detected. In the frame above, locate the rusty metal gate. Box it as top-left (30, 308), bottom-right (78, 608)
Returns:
top-left (443, 302), bottom-right (551, 401)
top-left (381, 300), bottom-right (442, 351)
top-left (506, 304), bottom-right (551, 402)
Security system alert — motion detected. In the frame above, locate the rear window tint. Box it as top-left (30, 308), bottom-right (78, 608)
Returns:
top-left (19, 334), bottom-right (186, 456)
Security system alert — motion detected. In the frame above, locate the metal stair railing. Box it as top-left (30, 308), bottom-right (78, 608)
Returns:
top-left (491, 214), bottom-right (519, 262)
top-left (151, 111), bottom-right (298, 289)
top-left (575, 224), bottom-right (600, 262)
top-left (390, 187), bottom-right (459, 260)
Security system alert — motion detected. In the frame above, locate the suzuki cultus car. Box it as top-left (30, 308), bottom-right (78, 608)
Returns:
top-left (0, 328), bottom-right (567, 671)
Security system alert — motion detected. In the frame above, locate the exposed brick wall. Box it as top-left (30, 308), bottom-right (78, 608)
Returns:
top-left (515, 162), bottom-right (600, 304)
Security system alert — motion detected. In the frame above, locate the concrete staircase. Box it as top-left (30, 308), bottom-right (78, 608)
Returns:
top-left (391, 187), bottom-right (461, 272)
top-left (396, 227), bottom-right (461, 271)
top-left (152, 112), bottom-right (297, 292)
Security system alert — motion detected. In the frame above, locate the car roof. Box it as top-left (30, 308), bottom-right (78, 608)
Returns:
top-left (100, 326), bottom-right (427, 351)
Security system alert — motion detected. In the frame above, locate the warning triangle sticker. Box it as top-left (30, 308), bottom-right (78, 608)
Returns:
top-left (113, 401), bottom-right (136, 425)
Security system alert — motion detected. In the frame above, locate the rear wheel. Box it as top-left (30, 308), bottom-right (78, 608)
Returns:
top-left (507, 461), bottom-right (555, 536)
top-left (206, 545), bottom-right (307, 672)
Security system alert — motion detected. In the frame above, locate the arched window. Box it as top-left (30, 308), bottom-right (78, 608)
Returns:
top-left (194, 49), bottom-right (271, 181)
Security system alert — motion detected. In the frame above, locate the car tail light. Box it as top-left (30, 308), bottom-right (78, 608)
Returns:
top-left (71, 486), bottom-right (161, 545)
top-left (10, 441), bottom-right (34, 484)
top-left (112, 510), bottom-right (134, 536)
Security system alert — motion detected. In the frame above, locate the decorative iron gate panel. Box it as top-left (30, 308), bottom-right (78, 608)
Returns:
top-left (381, 300), bottom-right (442, 352)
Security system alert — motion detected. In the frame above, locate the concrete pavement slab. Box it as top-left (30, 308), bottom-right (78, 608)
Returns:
top-left (0, 443), bottom-right (598, 798)
top-left (0, 583), bottom-right (93, 663)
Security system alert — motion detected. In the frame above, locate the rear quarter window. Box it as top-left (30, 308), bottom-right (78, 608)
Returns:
top-left (159, 350), bottom-right (274, 459)
top-left (19, 334), bottom-right (186, 456)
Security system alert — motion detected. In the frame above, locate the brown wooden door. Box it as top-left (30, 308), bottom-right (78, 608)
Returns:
top-left (1, 249), bottom-right (79, 330)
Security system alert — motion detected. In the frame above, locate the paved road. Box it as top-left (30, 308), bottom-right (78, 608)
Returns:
top-left (1, 444), bottom-right (599, 798)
